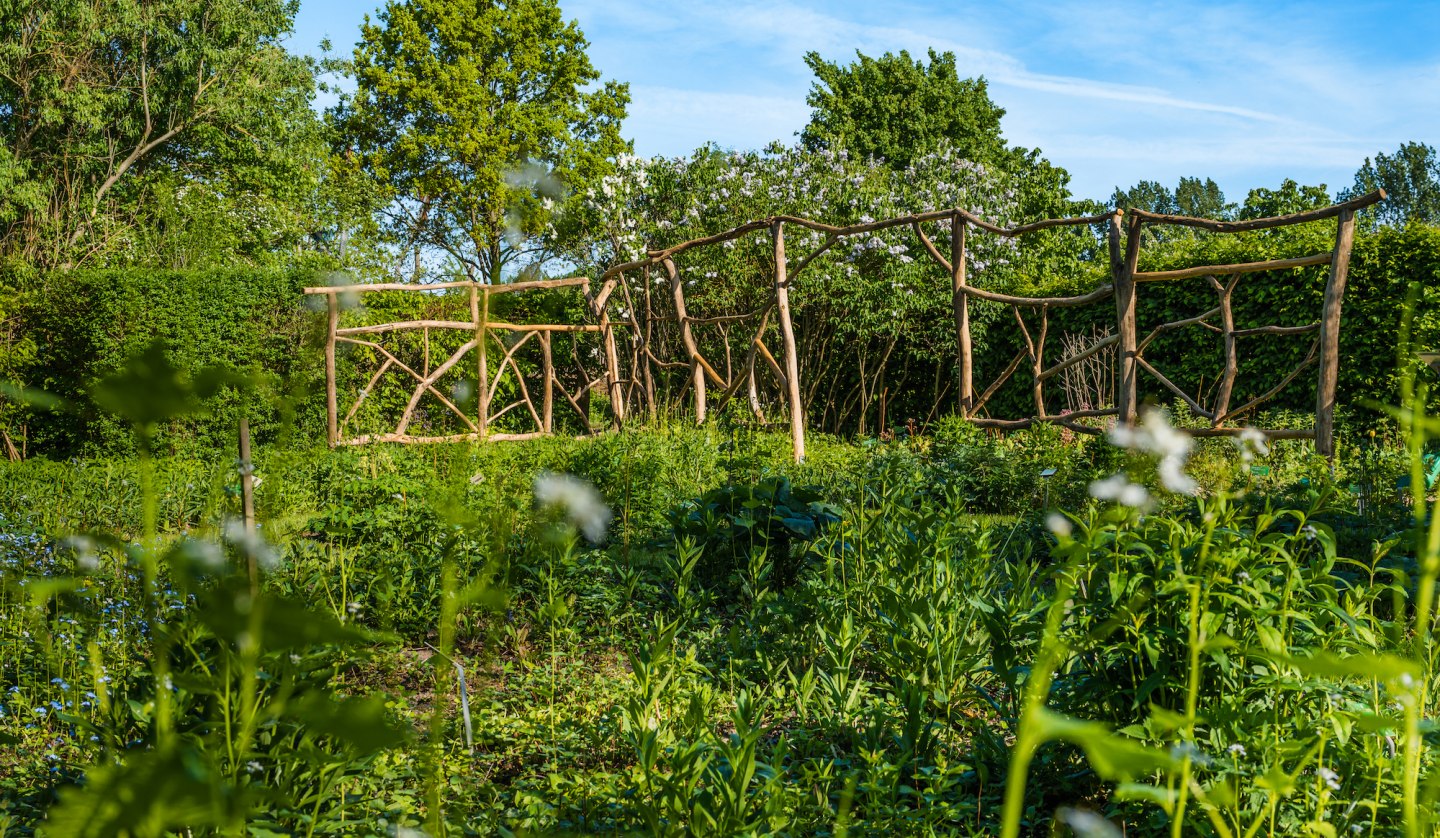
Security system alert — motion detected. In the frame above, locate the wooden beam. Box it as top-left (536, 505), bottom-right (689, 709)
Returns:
top-left (1133, 252), bottom-right (1332, 282)
top-left (1125, 189), bottom-right (1383, 234)
top-left (1115, 212), bottom-right (1141, 426)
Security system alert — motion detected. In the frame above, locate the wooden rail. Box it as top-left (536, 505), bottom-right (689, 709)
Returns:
top-left (306, 189), bottom-right (1384, 459)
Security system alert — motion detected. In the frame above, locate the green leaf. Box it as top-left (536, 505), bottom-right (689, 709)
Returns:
top-left (288, 692), bottom-right (412, 756)
top-left (1030, 707), bottom-right (1178, 781)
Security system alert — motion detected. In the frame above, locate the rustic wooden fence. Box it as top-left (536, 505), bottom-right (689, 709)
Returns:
top-left (307, 188), bottom-right (1385, 459)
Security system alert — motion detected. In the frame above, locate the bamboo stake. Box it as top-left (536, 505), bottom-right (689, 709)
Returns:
top-left (772, 220), bottom-right (806, 461)
top-left (1316, 209), bottom-right (1356, 458)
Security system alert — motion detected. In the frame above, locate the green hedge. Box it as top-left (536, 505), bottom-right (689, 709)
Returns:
top-left (973, 223), bottom-right (1440, 425)
top-left (17, 267), bottom-right (325, 456)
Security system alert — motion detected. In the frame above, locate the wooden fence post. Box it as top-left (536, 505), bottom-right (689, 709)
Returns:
top-left (471, 283), bottom-right (490, 437)
top-left (773, 220), bottom-right (806, 462)
top-left (325, 294), bottom-right (338, 446)
top-left (1316, 208), bottom-right (1356, 458)
top-left (950, 212), bottom-right (974, 416)
top-left (541, 331), bottom-right (554, 434)
top-left (664, 257), bottom-right (706, 424)
top-left (601, 306), bottom-right (625, 428)
top-left (238, 416), bottom-right (258, 590)
top-left (1113, 212), bottom-right (1141, 426)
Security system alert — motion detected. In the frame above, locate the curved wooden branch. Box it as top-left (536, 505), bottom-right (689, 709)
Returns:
top-left (395, 339), bottom-right (479, 435)
top-left (971, 350), bottom-right (1027, 416)
top-left (1135, 357), bottom-right (1214, 419)
top-left (1133, 252), bottom-right (1332, 282)
top-left (1125, 189), bottom-right (1383, 233)
top-left (1038, 333), bottom-right (1120, 381)
top-left (1232, 322), bottom-right (1321, 337)
top-left (1214, 338), bottom-right (1321, 424)
top-left (337, 337), bottom-right (477, 433)
top-left (1136, 306), bottom-right (1223, 355)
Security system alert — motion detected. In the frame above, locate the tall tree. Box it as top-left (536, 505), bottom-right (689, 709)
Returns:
top-left (0, 0), bottom-right (312, 269)
top-left (332, 0), bottom-right (630, 284)
top-left (1239, 179), bottom-right (1331, 220)
top-left (1344, 141), bottom-right (1440, 227)
top-left (800, 49), bottom-right (1006, 171)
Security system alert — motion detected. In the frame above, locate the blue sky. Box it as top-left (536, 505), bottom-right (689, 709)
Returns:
top-left (289, 0), bottom-right (1440, 204)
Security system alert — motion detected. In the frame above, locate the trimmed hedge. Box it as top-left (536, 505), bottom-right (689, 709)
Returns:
top-left (973, 223), bottom-right (1440, 425)
top-left (18, 267), bottom-right (325, 456)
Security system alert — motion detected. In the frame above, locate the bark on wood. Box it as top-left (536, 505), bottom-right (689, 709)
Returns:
top-left (1316, 209), bottom-right (1356, 458)
top-left (773, 220), bottom-right (806, 461)
top-left (326, 295), bottom-right (339, 446)
top-left (1115, 214), bottom-right (1142, 426)
top-left (664, 257), bottom-right (706, 423)
top-left (1125, 189), bottom-right (1383, 234)
top-left (951, 215), bottom-right (973, 414)
top-left (1133, 252), bottom-right (1333, 282)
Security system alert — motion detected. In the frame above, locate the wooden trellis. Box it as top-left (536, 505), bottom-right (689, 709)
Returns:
top-left (310, 189), bottom-right (1384, 460)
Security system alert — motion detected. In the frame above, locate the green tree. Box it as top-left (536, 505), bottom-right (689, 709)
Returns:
top-left (1344, 141), bottom-right (1440, 228)
top-left (1239, 179), bottom-right (1331, 219)
top-left (332, 0), bottom-right (630, 284)
top-left (0, 0), bottom-right (314, 269)
top-left (800, 49), bottom-right (1006, 171)
top-left (1111, 180), bottom-right (1178, 215)
top-left (1174, 177), bottom-right (1232, 219)
top-left (1110, 177), bottom-right (1231, 219)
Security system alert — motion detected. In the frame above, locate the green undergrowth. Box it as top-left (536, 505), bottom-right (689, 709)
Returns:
top-left (0, 407), bottom-right (1435, 834)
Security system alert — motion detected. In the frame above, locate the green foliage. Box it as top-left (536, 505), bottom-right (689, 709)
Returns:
top-left (333, 0), bottom-right (631, 283)
top-left (1344, 141), bottom-right (1440, 228)
top-left (16, 266), bottom-right (322, 455)
top-left (800, 48), bottom-right (1007, 171)
top-left (667, 476), bottom-right (842, 591)
top-left (0, 0), bottom-right (330, 270)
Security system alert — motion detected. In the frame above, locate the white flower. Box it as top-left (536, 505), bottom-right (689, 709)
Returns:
top-left (1232, 427), bottom-right (1270, 462)
top-left (1089, 473), bottom-right (1151, 509)
top-left (1045, 512), bottom-right (1073, 537)
top-left (1109, 408), bottom-right (1197, 495)
top-left (533, 472), bottom-right (612, 544)
top-left (1228, 743), bottom-right (1246, 756)
top-left (1317, 766), bottom-right (1340, 791)
top-left (223, 519), bottom-right (280, 571)
top-left (1054, 807), bottom-right (1122, 838)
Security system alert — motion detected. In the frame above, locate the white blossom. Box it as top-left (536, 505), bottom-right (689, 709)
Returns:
top-left (1317, 766), bottom-right (1341, 791)
top-left (1232, 427), bottom-right (1270, 462)
top-left (1089, 473), bottom-right (1151, 509)
top-left (1109, 408), bottom-right (1197, 495)
top-left (533, 472), bottom-right (612, 544)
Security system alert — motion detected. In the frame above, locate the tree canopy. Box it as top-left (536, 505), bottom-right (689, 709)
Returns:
top-left (331, 0), bottom-right (630, 284)
top-left (0, 0), bottom-right (320, 270)
top-left (800, 49), bottom-right (1006, 171)
top-left (1344, 142), bottom-right (1440, 228)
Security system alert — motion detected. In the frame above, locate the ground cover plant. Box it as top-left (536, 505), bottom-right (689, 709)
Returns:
top-left (0, 338), bottom-right (1437, 836)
